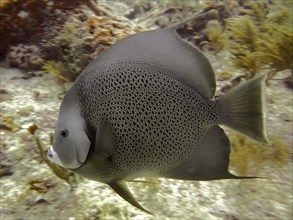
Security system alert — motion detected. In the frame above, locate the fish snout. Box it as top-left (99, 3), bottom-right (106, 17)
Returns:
top-left (47, 146), bottom-right (64, 167)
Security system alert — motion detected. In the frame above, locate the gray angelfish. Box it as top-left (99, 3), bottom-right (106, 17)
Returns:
top-left (47, 16), bottom-right (268, 214)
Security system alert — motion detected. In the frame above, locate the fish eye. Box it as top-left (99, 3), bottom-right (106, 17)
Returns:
top-left (59, 129), bottom-right (69, 138)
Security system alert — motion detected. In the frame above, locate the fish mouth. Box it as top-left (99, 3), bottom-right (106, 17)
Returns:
top-left (47, 145), bottom-right (65, 167)
top-left (47, 145), bottom-right (83, 169)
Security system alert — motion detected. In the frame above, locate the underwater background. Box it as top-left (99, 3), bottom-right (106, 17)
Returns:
top-left (0, 0), bottom-right (292, 219)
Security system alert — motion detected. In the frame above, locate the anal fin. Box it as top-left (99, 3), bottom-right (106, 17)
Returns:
top-left (164, 126), bottom-right (251, 180)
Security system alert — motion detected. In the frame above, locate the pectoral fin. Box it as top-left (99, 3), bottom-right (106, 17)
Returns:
top-left (94, 118), bottom-right (116, 158)
top-left (108, 181), bottom-right (153, 215)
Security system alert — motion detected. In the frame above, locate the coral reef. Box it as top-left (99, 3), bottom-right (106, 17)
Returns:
top-left (1, 0), bottom-right (134, 81)
top-left (85, 16), bottom-right (131, 49)
top-left (40, 18), bottom-right (93, 82)
top-left (125, 0), bottom-right (200, 28)
top-left (40, 11), bottom-right (133, 81)
top-left (174, 1), bottom-right (240, 50)
top-left (2, 0), bottom-right (291, 83)
top-left (6, 44), bottom-right (44, 70)
top-left (0, 0), bottom-right (292, 218)
top-left (0, 0), bottom-right (85, 57)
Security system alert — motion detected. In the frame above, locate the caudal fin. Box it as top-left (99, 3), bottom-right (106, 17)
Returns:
top-left (217, 75), bottom-right (268, 144)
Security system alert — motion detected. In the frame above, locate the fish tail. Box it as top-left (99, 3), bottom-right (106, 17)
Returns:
top-left (216, 75), bottom-right (268, 144)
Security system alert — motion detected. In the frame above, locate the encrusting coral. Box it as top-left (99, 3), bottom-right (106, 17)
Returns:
top-left (1, 0), bottom-right (134, 81)
top-left (6, 44), bottom-right (44, 70)
top-left (0, 0), bottom-right (86, 57)
top-left (40, 11), bottom-right (133, 81)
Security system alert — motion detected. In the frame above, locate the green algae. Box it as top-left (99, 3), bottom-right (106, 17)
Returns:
top-left (227, 0), bottom-right (293, 79)
top-left (204, 19), bottom-right (228, 54)
top-left (203, 0), bottom-right (292, 80)
top-left (229, 131), bottom-right (292, 176)
top-left (227, 16), bottom-right (261, 78)
top-left (42, 60), bottom-right (70, 83)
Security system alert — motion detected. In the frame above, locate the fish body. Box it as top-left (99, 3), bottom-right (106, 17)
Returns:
top-left (47, 18), bottom-right (268, 213)
top-left (73, 59), bottom-right (221, 182)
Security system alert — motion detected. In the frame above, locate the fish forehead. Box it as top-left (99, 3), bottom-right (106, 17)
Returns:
top-left (77, 61), bottom-right (219, 176)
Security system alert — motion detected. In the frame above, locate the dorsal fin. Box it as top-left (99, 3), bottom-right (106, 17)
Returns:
top-left (85, 14), bottom-right (216, 99)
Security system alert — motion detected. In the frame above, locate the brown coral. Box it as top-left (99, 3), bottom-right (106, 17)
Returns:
top-left (84, 15), bottom-right (131, 56)
top-left (0, 0), bottom-right (89, 57)
top-left (39, 11), bottom-right (133, 81)
top-left (1, 0), bottom-right (134, 81)
top-left (6, 44), bottom-right (43, 69)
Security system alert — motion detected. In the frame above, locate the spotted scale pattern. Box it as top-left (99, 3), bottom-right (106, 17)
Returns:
top-left (76, 60), bottom-right (220, 180)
